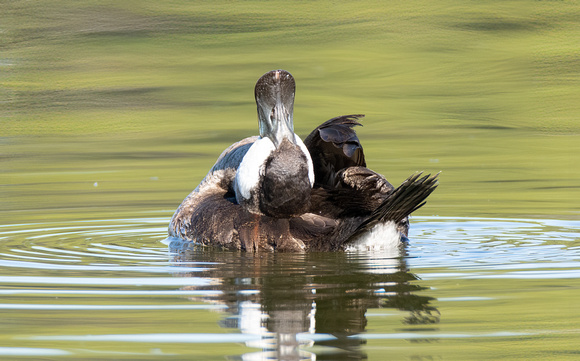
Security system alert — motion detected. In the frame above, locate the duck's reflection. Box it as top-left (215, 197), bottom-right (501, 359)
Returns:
top-left (169, 240), bottom-right (439, 360)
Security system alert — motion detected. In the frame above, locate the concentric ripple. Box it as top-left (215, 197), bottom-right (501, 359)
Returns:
top-left (1, 216), bottom-right (579, 283)
top-left (1, 216), bottom-right (579, 359)
top-left (407, 217), bottom-right (580, 277)
top-left (0, 217), bottom-right (216, 285)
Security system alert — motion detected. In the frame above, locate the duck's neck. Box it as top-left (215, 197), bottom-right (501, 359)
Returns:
top-left (234, 136), bottom-right (314, 218)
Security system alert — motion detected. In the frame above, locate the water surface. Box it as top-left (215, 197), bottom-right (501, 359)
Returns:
top-left (1, 216), bottom-right (579, 359)
top-left (2, 1), bottom-right (580, 360)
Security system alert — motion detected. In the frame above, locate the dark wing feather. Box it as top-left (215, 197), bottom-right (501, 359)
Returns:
top-left (304, 114), bottom-right (366, 187)
top-left (344, 172), bottom-right (439, 243)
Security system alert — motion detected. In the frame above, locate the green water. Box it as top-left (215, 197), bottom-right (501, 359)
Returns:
top-left (2, 1), bottom-right (580, 360)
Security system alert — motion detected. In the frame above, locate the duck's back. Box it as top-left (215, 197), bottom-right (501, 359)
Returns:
top-left (168, 135), bottom-right (314, 252)
top-left (169, 115), bottom-right (438, 252)
top-left (168, 137), bottom-right (255, 244)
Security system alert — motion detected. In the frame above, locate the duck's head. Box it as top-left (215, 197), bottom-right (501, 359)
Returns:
top-left (234, 70), bottom-right (314, 218)
top-left (255, 70), bottom-right (296, 147)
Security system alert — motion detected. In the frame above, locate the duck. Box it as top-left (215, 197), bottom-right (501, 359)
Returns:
top-left (168, 70), bottom-right (438, 252)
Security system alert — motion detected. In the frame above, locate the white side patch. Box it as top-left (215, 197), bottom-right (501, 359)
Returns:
top-left (295, 135), bottom-right (315, 186)
top-left (234, 137), bottom-right (275, 202)
top-left (345, 221), bottom-right (402, 252)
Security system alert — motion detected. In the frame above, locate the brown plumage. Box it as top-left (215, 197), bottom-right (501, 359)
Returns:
top-left (168, 70), bottom-right (438, 252)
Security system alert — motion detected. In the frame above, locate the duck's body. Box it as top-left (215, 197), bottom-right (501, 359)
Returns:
top-left (169, 70), bottom-right (438, 252)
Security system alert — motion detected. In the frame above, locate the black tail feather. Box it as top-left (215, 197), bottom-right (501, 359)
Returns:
top-left (347, 172), bottom-right (439, 240)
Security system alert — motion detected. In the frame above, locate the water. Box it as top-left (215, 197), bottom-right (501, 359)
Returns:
top-left (2, 1), bottom-right (580, 360)
top-left (1, 216), bottom-right (579, 359)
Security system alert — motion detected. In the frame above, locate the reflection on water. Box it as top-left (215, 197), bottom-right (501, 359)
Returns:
top-left (168, 240), bottom-right (439, 360)
top-left (0, 216), bottom-right (579, 359)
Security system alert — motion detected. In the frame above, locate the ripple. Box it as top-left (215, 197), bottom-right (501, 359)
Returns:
top-left (28, 333), bottom-right (261, 343)
top-left (0, 303), bottom-right (226, 310)
top-left (0, 347), bottom-right (70, 357)
top-left (0, 259), bottom-right (205, 272)
top-left (1, 276), bottom-right (214, 286)
top-left (24, 330), bottom-right (533, 344)
top-left (1, 215), bottom-right (579, 359)
top-left (2, 216), bottom-right (579, 281)
top-left (0, 217), bottom-right (188, 276)
top-left (464, 269), bottom-right (580, 279)
top-left (351, 331), bottom-right (534, 340)
top-left (0, 289), bottom-right (222, 296)
top-left (408, 216), bottom-right (580, 271)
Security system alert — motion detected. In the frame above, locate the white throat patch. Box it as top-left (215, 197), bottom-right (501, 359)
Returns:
top-left (295, 136), bottom-right (315, 187)
top-left (234, 137), bottom-right (276, 202)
